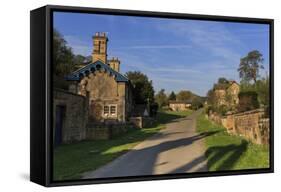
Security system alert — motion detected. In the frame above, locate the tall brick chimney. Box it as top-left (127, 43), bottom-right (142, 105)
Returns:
top-left (92, 32), bottom-right (108, 63)
top-left (108, 57), bottom-right (120, 72)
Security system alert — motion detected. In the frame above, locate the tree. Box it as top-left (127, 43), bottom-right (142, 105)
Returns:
top-left (191, 97), bottom-right (203, 110)
top-left (238, 50), bottom-right (264, 83)
top-left (53, 29), bottom-right (75, 76)
top-left (206, 89), bottom-right (215, 106)
top-left (168, 91), bottom-right (176, 101)
top-left (176, 90), bottom-right (193, 101)
top-left (73, 54), bottom-right (87, 66)
top-left (155, 89), bottom-right (168, 108)
top-left (125, 71), bottom-right (155, 104)
top-left (218, 77), bottom-right (229, 84)
top-left (213, 77), bottom-right (229, 90)
top-left (240, 76), bottom-right (269, 107)
top-left (255, 77), bottom-right (269, 106)
top-left (237, 91), bottom-right (259, 112)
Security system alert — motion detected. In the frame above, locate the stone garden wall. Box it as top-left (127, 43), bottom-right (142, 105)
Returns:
top-left (53, 89), bottom-right (155, 143)
top-left (129, 117), bottom-right (155, 128)
top-left (208, 108), bottom-right (269, 144)
top-left (86, 122), bottom-right (133, 140)
top-left (53, 89), bottom-right (88, 143)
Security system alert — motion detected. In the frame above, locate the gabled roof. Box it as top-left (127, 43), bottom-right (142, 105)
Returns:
top-left (65, 60), bottom-right (128, 82)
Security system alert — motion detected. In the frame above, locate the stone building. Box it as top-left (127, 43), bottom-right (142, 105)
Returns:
top-left (213, 81), bottom-right (240, 109)
top-left (169, 100), bottom-right (192, 111)
top-left (53, 32), bottom-right (135, 145)
top-left (66, 32), bottom-right (134, 123)
top-left (53, 89), bottom-right (88, 145)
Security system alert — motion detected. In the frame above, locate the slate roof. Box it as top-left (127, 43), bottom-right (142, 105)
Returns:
top-left (65, 60), bottom-right (128, 82)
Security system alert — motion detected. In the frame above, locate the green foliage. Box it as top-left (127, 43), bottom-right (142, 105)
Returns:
top-left (150, 102), bottom-right (159, 117)
top-left (125, 71), bottom-right (155, 104)
top-left (238, 91), bottom-right (259, 112)
top-left (73, 54), bottom-right (87, 65)
top-left (155, 89), bottom-right (168, 108)
top-left (213, 77), bottom-right (230, 90)
top-left (53, 29), bottom-right (76, 76)
top-left (176, 90), bottom-right (196, 101)
top-left (217, 104), bottom-right (229, 116)
top-left (206, 89), bottom-right (215, 106)
top-left (218, 77), bottom-right (229, 84)
top-left (240, 77), bottom-right (269, 107)
top-left (238, 50), bottom-right (264, 83)
top-left (168, 91), bottom-right (177, 101)
top-left (53, 29), bottom-right (88, 89)
top-left (196, 113), bottom-right (269, 171)
top-left (255, 77), bottom-right (270, 106)
top-left (54, 126), bottom-right (163, 180)
top-left (191, 97), bottom-right (204, 110)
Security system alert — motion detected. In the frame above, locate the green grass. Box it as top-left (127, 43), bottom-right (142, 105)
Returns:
top-left (197, 113), bottom-right (269, 171)
top-left (54, 110), bottom-right (192, 181)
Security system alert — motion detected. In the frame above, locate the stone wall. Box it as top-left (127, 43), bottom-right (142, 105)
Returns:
top-left (53, 89), bottom-right (88, 144)
top-left (233, 109), bottom-right (269, 144)
top-left (208, 108), bottom-right (269, 144)
top-left (129, 117), bottom-right (155, 128)
top-left (86, 122), bottom-right (133, 140)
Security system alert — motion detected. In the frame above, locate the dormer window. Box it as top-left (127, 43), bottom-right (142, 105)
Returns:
top-left (96, 64), bottom-right (101, 70)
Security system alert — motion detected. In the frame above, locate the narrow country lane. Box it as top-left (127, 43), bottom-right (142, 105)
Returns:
top-left (83, 109), bottom-right (208, 179)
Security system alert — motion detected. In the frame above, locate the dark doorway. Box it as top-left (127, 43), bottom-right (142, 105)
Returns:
top-left (55, 105), bottom-right (66, 146)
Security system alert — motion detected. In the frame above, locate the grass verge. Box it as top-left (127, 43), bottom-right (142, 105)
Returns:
top-left (54, 110), bottom-right (192, 180)
top-left (197, 113), bottom-right (269, 171)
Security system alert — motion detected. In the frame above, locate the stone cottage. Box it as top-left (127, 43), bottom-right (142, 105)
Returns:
top-left (53, 32), bottom-right (135, 145)
top-left (213, 80), bottom-right (240, 109)
top-left (66, 32), bottom-right (134, 123)
top-left (169, 100), bottom-right (192, 111)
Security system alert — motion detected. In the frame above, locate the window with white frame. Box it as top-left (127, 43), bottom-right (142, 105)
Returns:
top-left (110, 105), bottom-right (116, 116)
top-left (104, 106), bottom-right (110, 116)
top-left (103, 104), bottom-right (117, 118)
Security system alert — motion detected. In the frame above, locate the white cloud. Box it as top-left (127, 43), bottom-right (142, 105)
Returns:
top-left (156, 20), bottom-right (244, 64)
top-left (60, 19), bottom-right (266, 96)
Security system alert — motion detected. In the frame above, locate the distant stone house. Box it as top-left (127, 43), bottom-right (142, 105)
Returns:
top-left (213, 81), bottom-right (240, 108)
top-left (169, 100), bottom-right (192, 111)
top-left (53, 32), bottom-right (135, 145)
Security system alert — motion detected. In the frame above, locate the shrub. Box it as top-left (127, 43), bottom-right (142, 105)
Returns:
top-left (238, 91), bottom-right (259, 112)
top-left (217, 104), bottom-right (229, 116)
top-left (150, 103), bottom-right (159, 117)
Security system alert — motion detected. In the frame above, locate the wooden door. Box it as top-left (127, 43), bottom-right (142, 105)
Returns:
top-left (55, 105), bottom-right (65, 146)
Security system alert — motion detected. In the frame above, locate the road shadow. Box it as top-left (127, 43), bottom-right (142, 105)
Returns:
top-left (205, 140), bottom-right (248, 171)
top-left (169, 155), bottom-right (207, 173)
top-left (84, 130), bottom-right (219, 178)
top-left (167, 134), bottom-right (248, 174)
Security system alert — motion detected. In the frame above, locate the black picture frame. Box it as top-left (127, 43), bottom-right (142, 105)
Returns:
top-left (30, 5), bottom-right (274, 187)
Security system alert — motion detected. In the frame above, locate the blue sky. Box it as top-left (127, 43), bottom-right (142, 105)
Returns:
top-left (54, 12), bottom-right (270, 96)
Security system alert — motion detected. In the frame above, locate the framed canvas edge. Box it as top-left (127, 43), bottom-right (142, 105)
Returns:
top-left (30, 4), bottom-right (274, 187)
